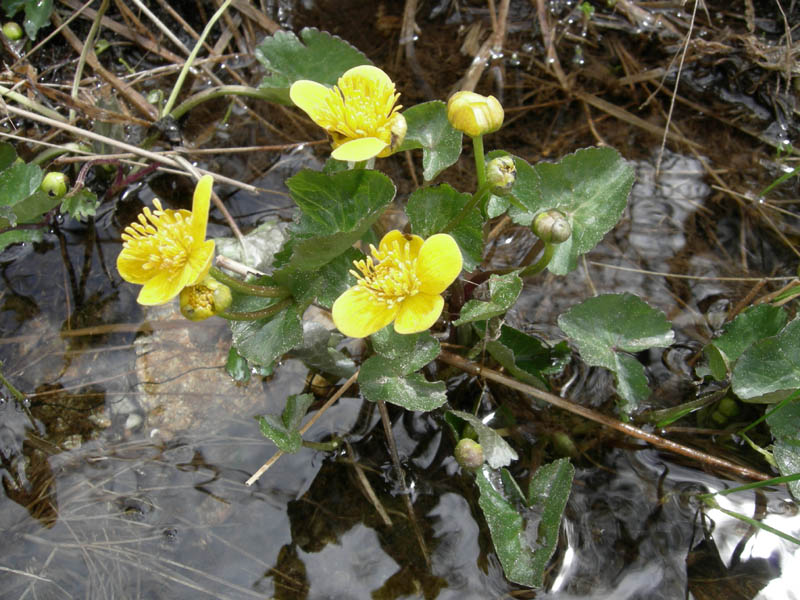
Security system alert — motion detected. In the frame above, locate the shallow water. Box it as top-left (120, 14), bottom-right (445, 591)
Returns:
top-left (1, 149), bottom-right (799, 599)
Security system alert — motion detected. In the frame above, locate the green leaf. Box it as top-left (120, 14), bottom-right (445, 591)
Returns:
top-left (406, 183), bottom-right (483, 271)
top-left (702, 305), bottom-right (788, 380)
top-left (230, 303), bottom-right (304, 369)
top-left (508, 147), bottom-right (635, 275)
top-left (0, 142), bottom-right (16, 171)
top-left (766, 398), bottom-right (800, 497)
top-left (60, 188), bottom-right (100, 220)
top-left (558, 293), bottom-right (674, 413)
top-left (359, 359), bottom-right (448, 411)
top-left (481, 325), bottom-right (570, 388)
top-left (225, 347), bottom-right (250, 383)
top-left (0, 228), bottom-right (42, 253)
top-left (370, 327), bottom-right (441, 374)
top-left (4, 189), bottom-right (60, 227)
top-left (0, 161), bottom-right (43, 210)
top-left (732, 318), bottom-right (800, 401)
top-left (448, 410), bottom-right (518, 468)
top-left (255, 28), bottom-right (369, 104)
top-left (279, 247), bottom-right (360, 309)
top-left (282, 169), bottom-right (395, 271)
top-left (454, 272), bottom-right (523, 326)
top-left (256, 393), bottom-right (315, 453)
top-left (289, 321), bottom-right (357, 379)
top-left (23, 0), bottom-right (51, 39)
top-left (476, 460), bottom-right (574, 588)
top-left (395, 101), bottom-right (462, 181)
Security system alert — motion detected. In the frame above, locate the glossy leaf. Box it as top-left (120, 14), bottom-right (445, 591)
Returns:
top-left (255, 28), bottom-right (369, 104)
top-left (215, 219), bottom-right (285, 274)
top-left (558, 293), bottom-right (674, 413)
top-left (23, 0), bottom-right (52, 39)
top-left (279, 247), bottom-right (361, 309)
top-left (230, 303), bottom-right (303, 370)
top-left (395, 101), bottom-right (463, 181)
top-left (449, 410), bottom-right (518, 469)
top-left (61, 189), bottom-right (100, 220)
top-left (0, 142), bottom-right (15, 171)
top-left (508, 147), bottom-right (635, 274)
top-left (732, 318), bottom-right (800, 401)
top-left (476, 459), bottom-right (574, 588)
top-left (289, 321), bottom-right (357, 378)
top-left (0, 161), bottom-right (43, 210)
top-left (406, 183), bottom-right (483, 270)
top-left (225, 347), bottom-right (250, 383)
top-left (454, 272), bottom-right (523, 326)
top-left (256, 393), bottom-right (315, 453)
top-left (702, 305), bottom-right (788, 381)
top-left (0, 228), bottom-right (42, 253)
top-left (359, 359), bottom-right (448, 411)
top-left (482, 325), bottom-right (570, 388)
top-left (281, 169), bottom-right (395, 271)
top-left (766, 397), bottom-right (800, 498)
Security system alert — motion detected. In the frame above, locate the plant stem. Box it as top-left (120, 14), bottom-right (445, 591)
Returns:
top-left (169, 85), bottom-right (269, 120)
top-left (472, 134), bottom-right (487, 191)
top-left (161, 0), bottom-right (233, 118)
top-left (71, 0), bottom-right (109, 123)
top-left (703, 499), bottom-right (800, 546)
top-left (209, 266), bottom-right (288, 298)
top-left (0, 364), bottom-right (27, 403)
top-left (218, 297), bottom-right (292, 321)
top-left (438, 350), bottom-right (772, 481)
top-left (519, 242), bottom-right (556, 277)
top-left (441, 184), bottom-right (489, 234)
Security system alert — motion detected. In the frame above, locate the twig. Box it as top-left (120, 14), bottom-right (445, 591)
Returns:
top-left (439, 351), bottom-right (772, 482)
top-left (245, 370), bottom-right (360, 486)
top-left (344, 440), bottom-right (393, 526)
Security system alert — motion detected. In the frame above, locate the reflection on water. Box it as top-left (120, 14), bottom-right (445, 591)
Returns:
top-left (1, 151), bottom-right (799, 599)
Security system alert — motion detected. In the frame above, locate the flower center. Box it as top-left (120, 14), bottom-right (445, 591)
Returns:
top-left (121, 200), bottom-right (195, 273)
top-left (318, 74), bottom-right (402, 141)
top-left (351, 238), bottom-right (420, 308)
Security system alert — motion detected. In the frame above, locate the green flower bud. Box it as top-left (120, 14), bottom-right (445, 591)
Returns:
top-left (717, 396), bottom-right (739, 418)
top-left (179, 276), bottom-right (232, 321)
top-left (486, 156), bottom-right (516, 195)
top-left (454, 438), bottom-right (484, 471)
top-left (41, 172), bottom-right (68, 197)
top-left (3, 22), bottom-right (23, 41)
top-left (533, 209), bottom-right (571, 244)
top-left (446, 91), bottom-right (504, 137)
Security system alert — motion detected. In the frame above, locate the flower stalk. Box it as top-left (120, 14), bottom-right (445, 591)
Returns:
top-left (218, 297), bottom-right (293, 321)
top-left (208, 266), bottom-right (288, 298)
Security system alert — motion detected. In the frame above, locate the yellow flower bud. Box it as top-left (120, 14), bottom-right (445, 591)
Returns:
top-left (533, 209), bottom-right (572, 244)
top-left (486, 156), bottom-right (516, 195)
top-left (179, 276), bottom-right (232, 321)
top-left (446, 91), bottom-right (504, 137)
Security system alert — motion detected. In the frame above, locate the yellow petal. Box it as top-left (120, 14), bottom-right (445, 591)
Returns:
top-left (186, 240), bottom-right (215, 286)
top-left (116, 249), bottom-right (152, 284)
top-left (416, 234), bottom-right (463, 295)
top-left (190, 175), bottom-right (213, 242)
top-left (378, 230), bottom-right (423, 258)
top-left (331, 137), bottom-right (388, 162)
top-left (340, 65), bottom-right (392, 89)
top-left (136, 269), bottom-right (189, 306)
top-left (289, 79), bottom-right (333, 123)
top-left (394, 293), bottom-right (444, 334)
top-left (332, 287), bottom-right (398, 338)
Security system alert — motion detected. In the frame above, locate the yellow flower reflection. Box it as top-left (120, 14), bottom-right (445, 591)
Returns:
top-left (117, 175), bottom-right (215, 306)
top-left (289, 65), bottom-right (407, 162)
top-left (332, 231), bottom-right (463, 338)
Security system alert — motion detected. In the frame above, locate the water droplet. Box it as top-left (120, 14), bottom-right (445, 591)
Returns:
top-left (546, 57), bottom-right (556, 64)
top-left (22, 397), bottom-right (30, 409)
top-left (508, 52), bottom-right (521, 67)
top-left (521, 43), bottom-right (534, 53)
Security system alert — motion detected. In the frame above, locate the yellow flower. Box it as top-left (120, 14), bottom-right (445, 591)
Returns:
top-left (446, 90), bottom-right (504, 137)
top-left (117, 175), bottom-right (216, 306)
top-left (332, 230), bottom-right (463, 338)
top-left (289, 65), bottom-right (407, 162)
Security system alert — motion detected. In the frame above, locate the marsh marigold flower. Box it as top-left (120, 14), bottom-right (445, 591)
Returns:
top-left (289, 65), bottom-right (407, 162)
top-left (332, 230), bottom-right (463, 338)
top-left (446, 90), bottom-right (504, 137)
top-left (117, 175), bottom-right (215, 306)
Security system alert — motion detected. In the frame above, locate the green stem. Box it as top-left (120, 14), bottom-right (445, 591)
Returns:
top-left (0, 85), bottom-right (67, 123)
top-left (703, 498), bottom-right (800, 546)
top-left (519, 243), bottom-right (556, 277)
top-left (218, 297), bottom-right (292, 321)
top-left (169, 85), bottom-right (268, 120)
top-left (441, 184), bottom-right (489, 234)
top-left (696, 473), bottom-right (800, 500)
top-left (738, 389), bottom-right (800, 435)
top-left (209, 266), bottom-right (288, 298)
top-left (471, 134), bottom-right (487, 191)
top-left (0, 364), bottom-right (27, 403)
top-left (161, 0), bottom-right (233, 118)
